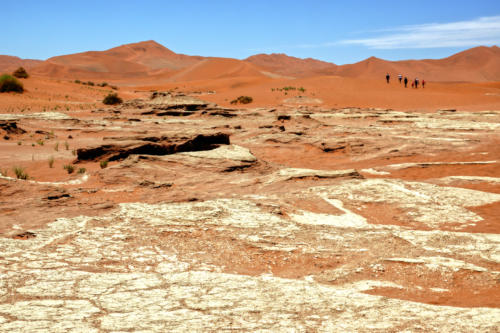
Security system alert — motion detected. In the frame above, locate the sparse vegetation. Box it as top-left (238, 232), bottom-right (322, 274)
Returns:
top-left (0, 74), bottom-right (24, 93)
top-left (230, 96), bottom-right (253, 105)
top-left (103, 93), bottom-right (123, 105)
top-left (12, 67), bottom-right (29, 79)
top-left (100, 160), bottom-right (108, 169)
top-left (63, 164), bottom-right (75, 174)
top-left (13, 166), bottom-right (28, 180)
top-left (272, 86), bottom-right (306, 93)
top-left (54, 142), bottom-right (59, 151)
top-left (77, 167), bottom-right (86, 174)
top-left (36, 139), bottom-right (44, 146)
top-left (75, 79), bottom-right (81, 84)
top-left (98, 82), bottom-right (108, 87)
top-left (64, 141), bottom-right (69, 150)
top-left (48, 156), bottom-right (55, 168)
top-left (87, 81), bottom-right (95, 86)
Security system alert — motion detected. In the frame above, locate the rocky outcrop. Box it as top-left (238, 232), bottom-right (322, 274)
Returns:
top-left (0, 121), bottom-right (26, 138)
top-left (76, 132), bottom-right (230, 162)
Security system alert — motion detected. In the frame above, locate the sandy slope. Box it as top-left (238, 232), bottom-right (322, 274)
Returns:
top-left (245, 53), bottom-right (338, 78)
top-left (336, 46), bottom-right (500, 82)
top-left (0, 55), bottom-right (43, 72)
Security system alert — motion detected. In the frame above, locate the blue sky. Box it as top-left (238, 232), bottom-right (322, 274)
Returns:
top-left (3, 1), bottom-right (500, 64)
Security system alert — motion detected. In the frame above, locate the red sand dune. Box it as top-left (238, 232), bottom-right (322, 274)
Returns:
top-left (245, 53), bottom-right (338, 78)
top-left (337, 46), bottom-right (500, 82)
top-left (30, 41), bottom-right (203, 80)
top-left (0, 55), bottom-right (43, 73)
top-left (167, 57), bottom-right (267, 82)
top-left (16, 41), bottom-right (500, 84)
top-left (2, 40), bottom-right (500, 112)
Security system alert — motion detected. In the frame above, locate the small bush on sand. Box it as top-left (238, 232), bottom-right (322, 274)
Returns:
top-left (103, 93), bottom-right (123, 105)
top-left (100, 160), bottom-right (108, 169)
top-left (13, 166), bottom-right (28, 179)
top-left (0, 74), bottom-right (24, 93)
top-left (77, 167), bottom-right (86, 174)
top-left (48, 156), bottom-right (54, 168)
top-left (13, 67), bottom-right (29, 79)
top-left (230, 96), bottom-right (253, 105)
top-left (63, 164), bottom-right (75, 174)
top-left (87, 81), bottom-right (95, 86)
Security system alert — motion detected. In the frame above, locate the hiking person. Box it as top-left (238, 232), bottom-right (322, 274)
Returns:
top-left (398, 74), bottom-right (402, 83)
top-left (422, 80), bottom-right (426, 88)
top-left (404, 77), bottom-right (408, 88)
top-left (415, 78), bottom-right (419, 88)
top-left (386, 73), bottom-right (390, 84)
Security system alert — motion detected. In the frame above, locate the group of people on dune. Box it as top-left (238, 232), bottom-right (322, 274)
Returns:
top-left (386, 73), bottom-right (425, 89)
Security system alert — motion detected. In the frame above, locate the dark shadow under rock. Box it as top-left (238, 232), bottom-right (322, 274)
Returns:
top-left (76, 132), bottom-right (230, 162)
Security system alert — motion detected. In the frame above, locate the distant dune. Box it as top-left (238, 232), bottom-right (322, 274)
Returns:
top-left (245, 53), bottom-right (338, 78)
top-left (0, 55), bottom-right (43, 72)
top-left (336, 46), bottom-right (500, 82)
top-left (29, 41), bottom-right (203, 80)
top-left (2, 41), bottom-right (500, 84)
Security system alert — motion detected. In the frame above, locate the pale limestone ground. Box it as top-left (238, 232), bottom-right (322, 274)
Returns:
top-left (1, 107), bottom-right (500, 331)
top-left (1, 193), bottom-right (500, 332)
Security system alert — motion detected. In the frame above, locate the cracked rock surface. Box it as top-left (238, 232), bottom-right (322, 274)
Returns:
top-left (1, 103), bottom-right (500, 331)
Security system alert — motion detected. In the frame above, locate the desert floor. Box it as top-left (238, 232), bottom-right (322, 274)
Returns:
top-left (0, 76), bottom-right (499, 331)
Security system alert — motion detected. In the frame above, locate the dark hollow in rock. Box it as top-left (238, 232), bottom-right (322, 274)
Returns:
top-left (156, 110), bottom-right (196, 116)
top-left (277, 115), bottom-right (291, 121)
top-left (13, 231), bottom-right (36, 240)
top-left (46, 193), bottom-right (71, 200)
top-left (223, 164), bottom-right (254, 172)
top-left (0, 121), bottom-right (27, 135)
top-left (76, 133), bottom-right (230, 162)
top-left (204, 110), bottom-right (237, 118)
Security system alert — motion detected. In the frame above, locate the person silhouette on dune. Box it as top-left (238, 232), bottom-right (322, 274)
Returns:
top-left (404, 77), bottom-right (408, 88)
top-left (386, 73), bottom-right (390, 84)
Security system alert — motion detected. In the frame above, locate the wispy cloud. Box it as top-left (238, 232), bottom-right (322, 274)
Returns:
top-left (340, 16), bottom-right (500, 49)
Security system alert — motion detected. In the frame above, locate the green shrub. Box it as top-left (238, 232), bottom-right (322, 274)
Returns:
top-left (230, 96), bottom-right (253, 105)
top-left (75, 79), bottom-right (81, 84)
top-left (87, 81), bottom-right (95, 86)
top-left (63, 164), bottom-right (75, 174)
top-left (0, 74), bottom-right (24, 93)
top-left (100, 160), bottom-right (108, 169)
top-left (13, 166), bottom-right (28, 180)
top-left (48, 156), bottom-right (54, 168)
top-left (12, 67), bottom-right (29, 79)
top-left (103, 93), bottom-right (123, 105)
top-left (98, 82), bottom-right (108, 87)
top-left (77, 167), bottom-right (86, 174)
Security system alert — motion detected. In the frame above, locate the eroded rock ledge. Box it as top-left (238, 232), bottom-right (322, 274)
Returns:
top-left (75, 132), bottom-right (230, 162)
